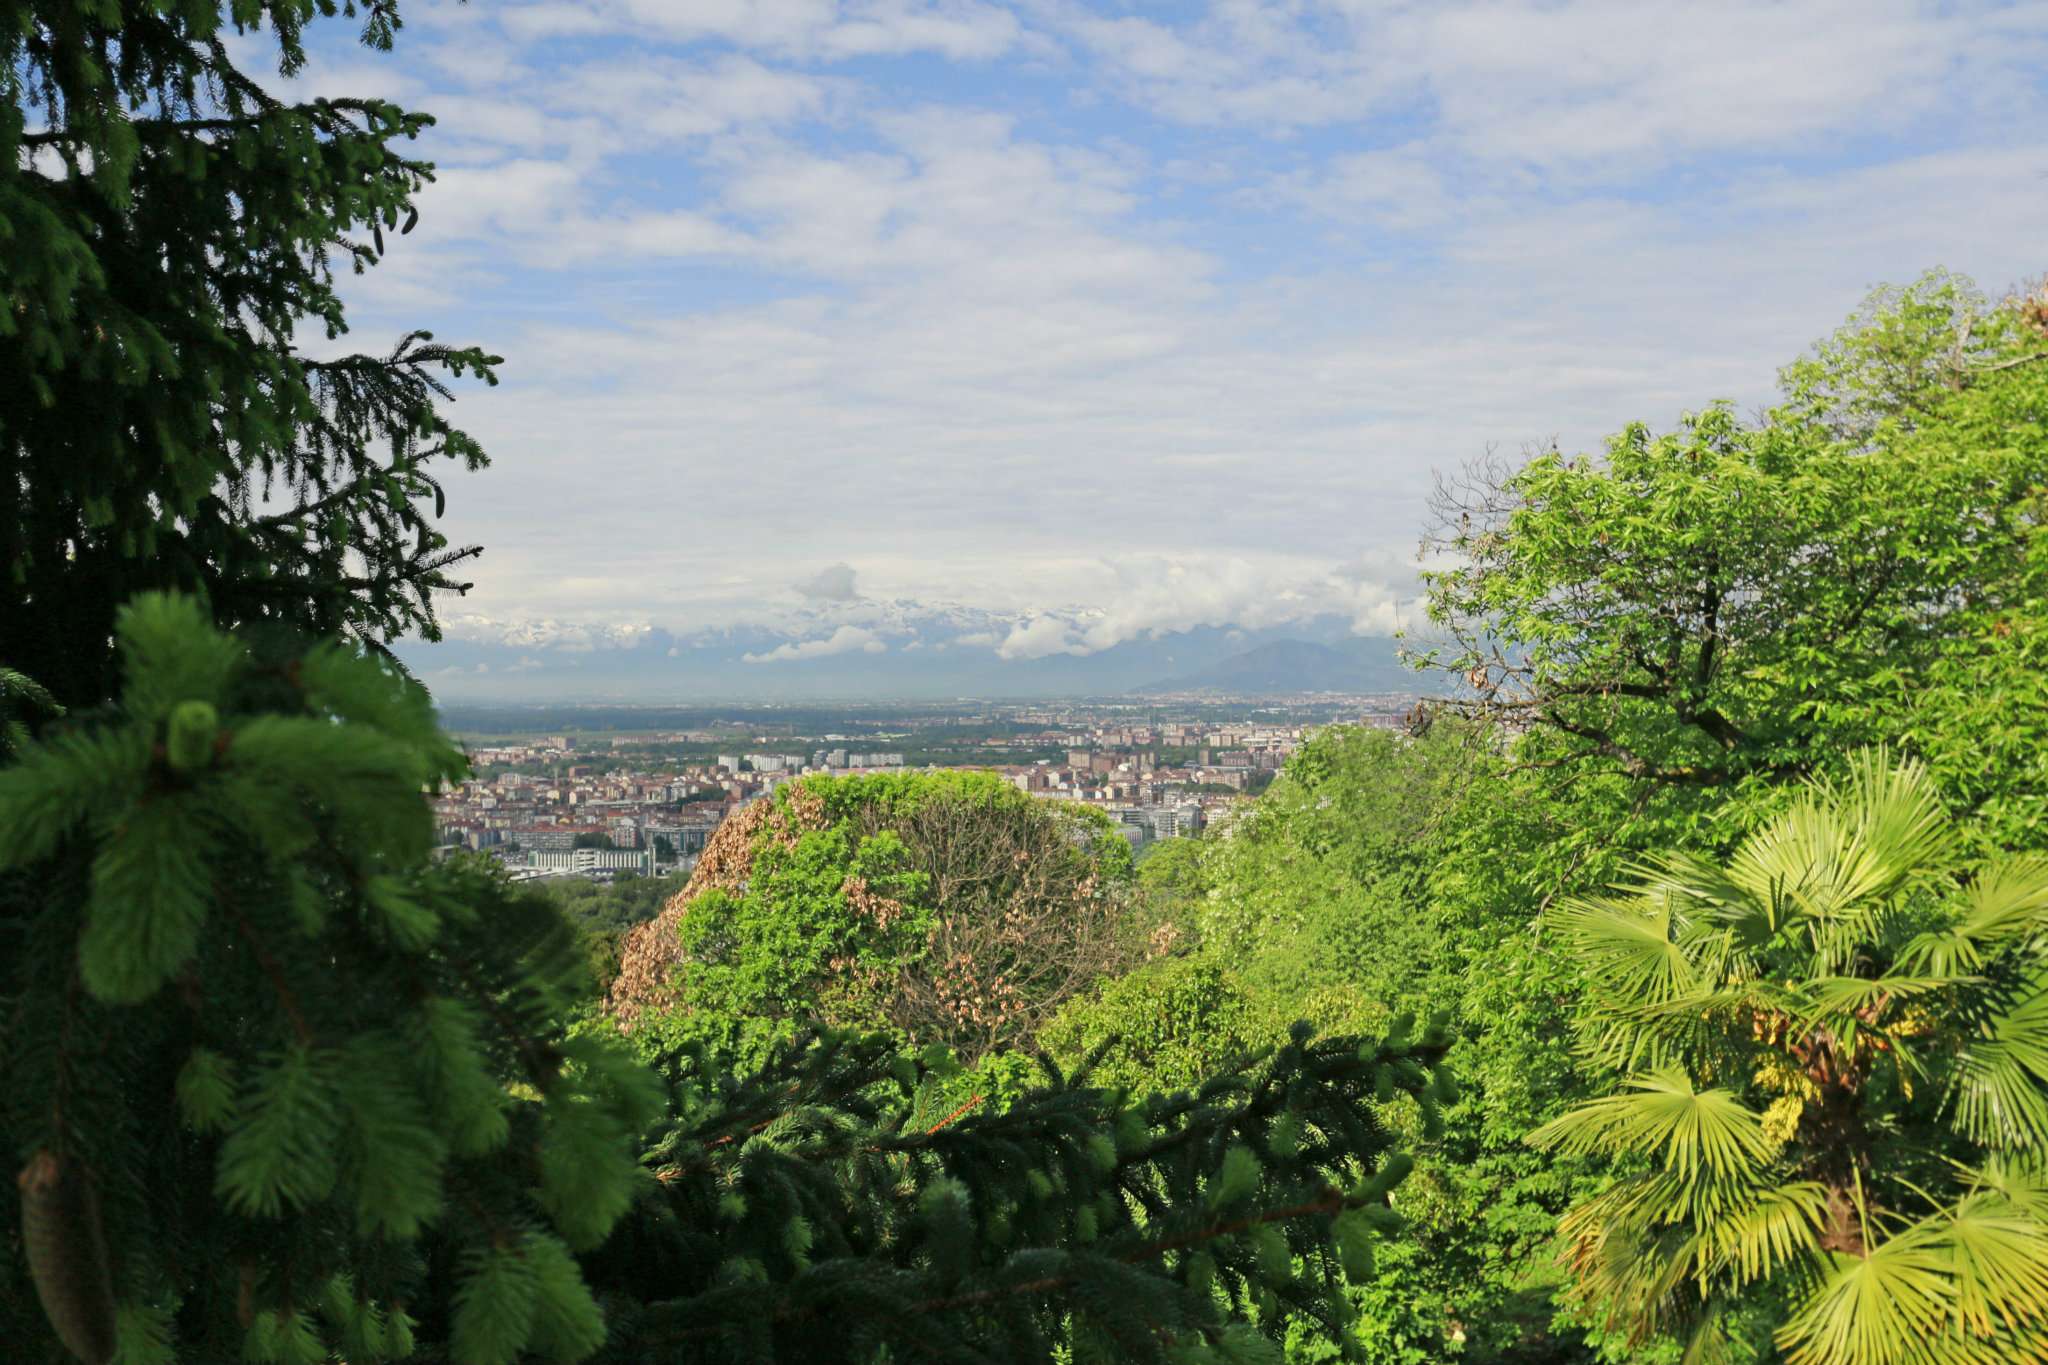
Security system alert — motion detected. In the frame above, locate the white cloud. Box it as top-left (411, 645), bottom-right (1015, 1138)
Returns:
top-left (743, 625), bottom-right (889, 663)
top-left (1267, 145), bottom-right (1461, 230)
top-left (1061, 0), bottom-right (2044, 172)
top-left (995, 615), bottom-right (1084, 660)
top-left (548, 54), bottom-right (838, 143)
top-left (986, 555), bottom-right (1417, 660)
top-left (442, 616), bottom-right (655, 651)
top-left (795, 562), bottom-right (861, 600)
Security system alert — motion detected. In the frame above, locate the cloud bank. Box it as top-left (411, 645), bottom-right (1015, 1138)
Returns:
top-left (742, 624), bottom-right (889, 663)
top-left (283, 0), bottom-right (2048, 692)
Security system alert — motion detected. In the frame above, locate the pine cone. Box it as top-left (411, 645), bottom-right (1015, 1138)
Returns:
top-left (17, 1151), bottom-right (118, 1365)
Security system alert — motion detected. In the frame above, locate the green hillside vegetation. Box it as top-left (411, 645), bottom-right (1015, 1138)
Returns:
top-left (5, 2), bottom-right (2047, 1362)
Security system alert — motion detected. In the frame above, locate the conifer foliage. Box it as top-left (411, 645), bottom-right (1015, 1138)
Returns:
top-left (0, 595), bottom-right (658, 1365)
top-left (588, 1016), bottom-right (1456, 1363)
top-left (2, 0), bottom-right (497, 710)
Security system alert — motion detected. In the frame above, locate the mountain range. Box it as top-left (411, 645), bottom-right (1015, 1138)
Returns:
top-left (1134, 639), bottom-right (1416, 695)
top-left (396, 606), bottom-right (1437, 701)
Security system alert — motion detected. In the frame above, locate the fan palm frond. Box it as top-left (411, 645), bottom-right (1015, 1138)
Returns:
top-left (1556, 1204), bottom-right (1707, 1343)
top-left (1602, 981), bottom-right (1796, 1075)
top-left (1962, 1156), bottom-right (2048, 1219)
top-left (1779, 1222), bottom-right (1954, 1365)
top-left (1833, 751), bottom-right (1959, 896)
top-left (1954, 856), bottom-right (2048, 950)
top-left (1949, 988), bottom-right (2048, 1150)
top-left (1794, 974), bottom-right (1969, 1070)
top-left (1550, 889), bottom-right (1700, 1008)
top-left (1703, 1180), bottom-right (1831, 1285)
top-left (1729, 753), bottom-right (1953, 970)
top-left (1680, 1306), bottom-right (1744, 1365)
top-left (1630, 849), bottom-right (1779, 943)
top-left (1530, 1067), bottom-right (1774, 1186)
top-left (1898, 925), bottom-right (1989, 978)
top-left (1938, 1188), bottom-right (2048, 1342)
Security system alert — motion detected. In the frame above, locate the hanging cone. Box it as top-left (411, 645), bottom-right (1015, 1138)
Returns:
top-left (17, 1150), bottom-right (118, 1365)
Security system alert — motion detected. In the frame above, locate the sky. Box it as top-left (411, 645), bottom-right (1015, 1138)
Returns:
top-left (284, 0), bottom-right (2048, 686)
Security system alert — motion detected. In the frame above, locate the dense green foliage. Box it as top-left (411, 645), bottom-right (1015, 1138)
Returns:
top-left (1041, 274), bottom-right (2048, 1363)
top-left (1047, 723), bottom-right (1585, 1364)
top-left (6, 1), bottom-right (2047, 1360)
top-left (531, 873), bottom-right (687, 990)
top-left (585, 1017), bottom-right (1455, 1364)
top-left (1422, 270), bottom-right (2048, 845)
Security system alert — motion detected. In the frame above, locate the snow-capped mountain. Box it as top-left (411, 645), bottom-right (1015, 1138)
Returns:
top-left (396, 603), bottom-right (1430, 700)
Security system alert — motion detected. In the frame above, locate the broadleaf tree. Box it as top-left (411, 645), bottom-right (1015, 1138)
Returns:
top-left (1418, 270), bottom-right (2048, 845)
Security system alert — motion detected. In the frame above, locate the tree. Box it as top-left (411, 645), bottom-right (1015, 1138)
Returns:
top-left (0, 600), bottom-right (1475, 1365)
top-left (612, 773), bottom-right (1146, 1066)
top-left (1047, 722), bottom-right (1594, 1365)
top-left (1419, 272), bottom-right (2048, 842)
top-left (583, 1017), bottom-right (1458, 1364)
top-left (3, 5), bottom-right (1474, 1356)
top-left (3, 0), bottom-right (496, 711)
top-left (1130, 836), bottom-right (1209, 958)
top-left (1531, 752), bottom-right (2048, 1364)
top-left (0, 596), bottom-right (658, 1365)
top-left (533, 872), bottom-right (688, 993)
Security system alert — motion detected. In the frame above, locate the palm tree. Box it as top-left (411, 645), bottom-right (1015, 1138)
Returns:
top-left (1530, 751), bottom-right (2048, 1364)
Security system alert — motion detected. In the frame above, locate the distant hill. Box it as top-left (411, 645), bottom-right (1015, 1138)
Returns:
top-left (1133, 638), bottom-right (1415, 695)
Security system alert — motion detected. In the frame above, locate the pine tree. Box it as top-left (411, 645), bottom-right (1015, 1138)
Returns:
top-left (3, 0), bottom-right (497, 710)
top-left (0, 595), bottom-right (660, 1364)
top-left (583, 1015), bottom-right (1455, 1363)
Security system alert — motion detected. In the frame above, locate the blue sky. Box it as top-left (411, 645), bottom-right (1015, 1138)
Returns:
top-left (281, 0), bottom-right (2048, 679)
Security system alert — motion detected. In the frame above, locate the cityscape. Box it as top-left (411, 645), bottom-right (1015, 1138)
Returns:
top-left (431, 695), bottom-right (1418, 880)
